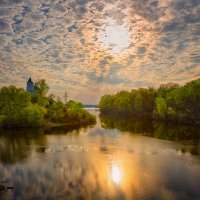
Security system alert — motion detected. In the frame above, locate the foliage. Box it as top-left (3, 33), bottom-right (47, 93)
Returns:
top-left (34, 79), bottom-right (49, 96)
top-left (99, 87), bottom-right (156, 116)
top-left (99, 79), bottom-right (200, 124)
top-left (21, 104), bottom-right (47, 125)
top-left (66, 100), bottom-right (95, 123)
top-left (31, 79), bottom-right (49, 107)
top-left (46, 100), bottom-right (67, 122)
top-left (31, 93), bottom-right (49, 107)
top-left (0, 85), bottom-right (31, 116)
top-left (0, 80), bottom-right (96, 127)
top-left (66, 100), bottom-right (83, 109)
top-left (47, 99), bottom-right (96, 124)
top-left (155, 97), bottom-right (167, 117)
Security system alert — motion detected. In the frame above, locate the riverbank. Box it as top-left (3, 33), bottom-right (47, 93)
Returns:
top-left (0, 81), bottom-right (96, 129)
top-left (0, 113), bottom-right (96, 129)
top-left (99, 79), bottom-right (200, 126)
top-left (45, 119), bottom-right (96, 128)
top-left (0, 118), bottom-right (96, 129)
top-left (99, 111), bottom-right (200, 126)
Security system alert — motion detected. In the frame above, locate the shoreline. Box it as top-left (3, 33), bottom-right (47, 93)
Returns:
top-left (1, 113), bottom-right (199, 128)
top-left (0, 120), bottom-right (96, 129)
top-left (99, 111), bottom-right (200, 126)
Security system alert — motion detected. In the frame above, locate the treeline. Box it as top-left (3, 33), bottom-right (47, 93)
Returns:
top-left (0, 79), bottom-right (96, 127)
top-left (99, 79), bottom-right (200, 124)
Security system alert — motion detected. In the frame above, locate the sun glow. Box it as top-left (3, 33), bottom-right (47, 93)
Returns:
top-left (111, 165), bottom-right (122, 184)
top-left (98, 20), bottom-right (131, 55)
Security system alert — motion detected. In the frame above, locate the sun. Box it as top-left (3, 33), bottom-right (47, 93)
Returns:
top-left (98, 19), bottom-right (131, 55)
top-left (111, 165), bottom-right (122, 184)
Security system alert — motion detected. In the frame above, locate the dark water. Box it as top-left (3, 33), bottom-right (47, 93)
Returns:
top-left (0, 109), bottom-right (200, 200)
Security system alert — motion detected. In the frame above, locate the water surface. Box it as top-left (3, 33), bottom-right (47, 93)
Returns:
top-left (0, 110), bottom-right (200, 200)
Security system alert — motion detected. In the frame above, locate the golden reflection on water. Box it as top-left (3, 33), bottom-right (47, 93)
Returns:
top-left (111, 164), bottom-right (122, 184)
top-left (0, 118), bottom-right (200, 200)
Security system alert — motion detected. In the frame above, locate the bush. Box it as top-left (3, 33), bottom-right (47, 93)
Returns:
top-left (66, 106), bottom-right (96, 124)
top-left (22, 104), bottom-right (46, 125)
top-left (2, 104), bottom-right (46, 127)
top-left (46, 99), bottom-right (96, 125)
top-left (0, 82), bottom-right (96, 127)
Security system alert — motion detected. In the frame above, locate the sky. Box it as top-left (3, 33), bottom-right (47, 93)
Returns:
top-left (0, 0), bottom-right (200, 104)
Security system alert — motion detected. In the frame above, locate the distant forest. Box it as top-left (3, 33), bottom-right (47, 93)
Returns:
top-left (99, 79), bottom-right (200, 125)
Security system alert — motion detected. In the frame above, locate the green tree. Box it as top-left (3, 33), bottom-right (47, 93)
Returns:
top-left (0, 80), bottom-right (96, 127)
top-left (134, 91), bottom-right (143, 113)
top-left (0, 85), bottom-right (31, 116)
top-left (155, 97), bottom-right (167, 118)
top-left (46, 100), bottom-right (66, 122)
top-left (22, 104), bottom-right (46, 125)
top-left (34, 79), bottom-right (49, 97)
top-left (66, 100), bottom-right (83, 109)
top-left (99, 95), bottom-right (115, 112)
top-left (30, 79), bottom-right (49, 107)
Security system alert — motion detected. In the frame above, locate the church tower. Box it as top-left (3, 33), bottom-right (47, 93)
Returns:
top-left (26, 77), bottom-right (35, 93)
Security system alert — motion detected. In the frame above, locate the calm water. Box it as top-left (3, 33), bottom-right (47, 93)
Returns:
top-left (0, 109), bottom-right (200, 200)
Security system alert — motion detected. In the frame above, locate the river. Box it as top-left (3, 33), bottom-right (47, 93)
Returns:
top-left (0, 109), bottom-right (200, 200)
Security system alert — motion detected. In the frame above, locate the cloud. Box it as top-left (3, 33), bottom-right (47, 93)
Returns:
top-left (172, 0), bottom-right (200, 11)
top-left (67, 23), bottom-right (78, 32)
top-left (0, 18), bottom-right (11, 32)
top-left (13, 38), bottom-right (23, 45)
top-left (0, 0), bottom-right (199, 104)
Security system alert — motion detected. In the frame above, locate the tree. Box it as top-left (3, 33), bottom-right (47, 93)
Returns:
top-left (134, 91), bottom-right (143, 113)
top-left (158, 82), bottom-right (179, 98)
top-left (99, 95), bottom-right (115, 112)
top-left (46, 94), bottom-right (56, 107)
top-left (155, 97), bottom-right (167, 118)
top-left (0, 80), bottom-right (96, 127)
top-left (34, 79), bottom-right (49, 97)
top-left (0, 85), bottom-right (31, 116)
top-left (22, 104), bottom-right (46, 125)
top-left (31, 79), bottom-right (49, 107)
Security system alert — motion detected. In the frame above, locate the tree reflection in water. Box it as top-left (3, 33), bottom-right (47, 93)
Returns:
top-left (99, 113), bottom-right (200, 156)
top-left (0, 123), bottom-right (94, 164)
top-left (0, 128), bottom-right (47, 164)
top-left (0, 113), bottom-right (199, 200)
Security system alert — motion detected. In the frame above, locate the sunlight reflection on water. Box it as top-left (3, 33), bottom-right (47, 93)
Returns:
top-left (111, 164), bottom-right (122, 184)
top-left (0, 110), bottom-right (200, 200)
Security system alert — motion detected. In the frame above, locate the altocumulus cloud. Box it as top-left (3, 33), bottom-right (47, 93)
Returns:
top-left (0, 0), bottom-right (200, 104)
